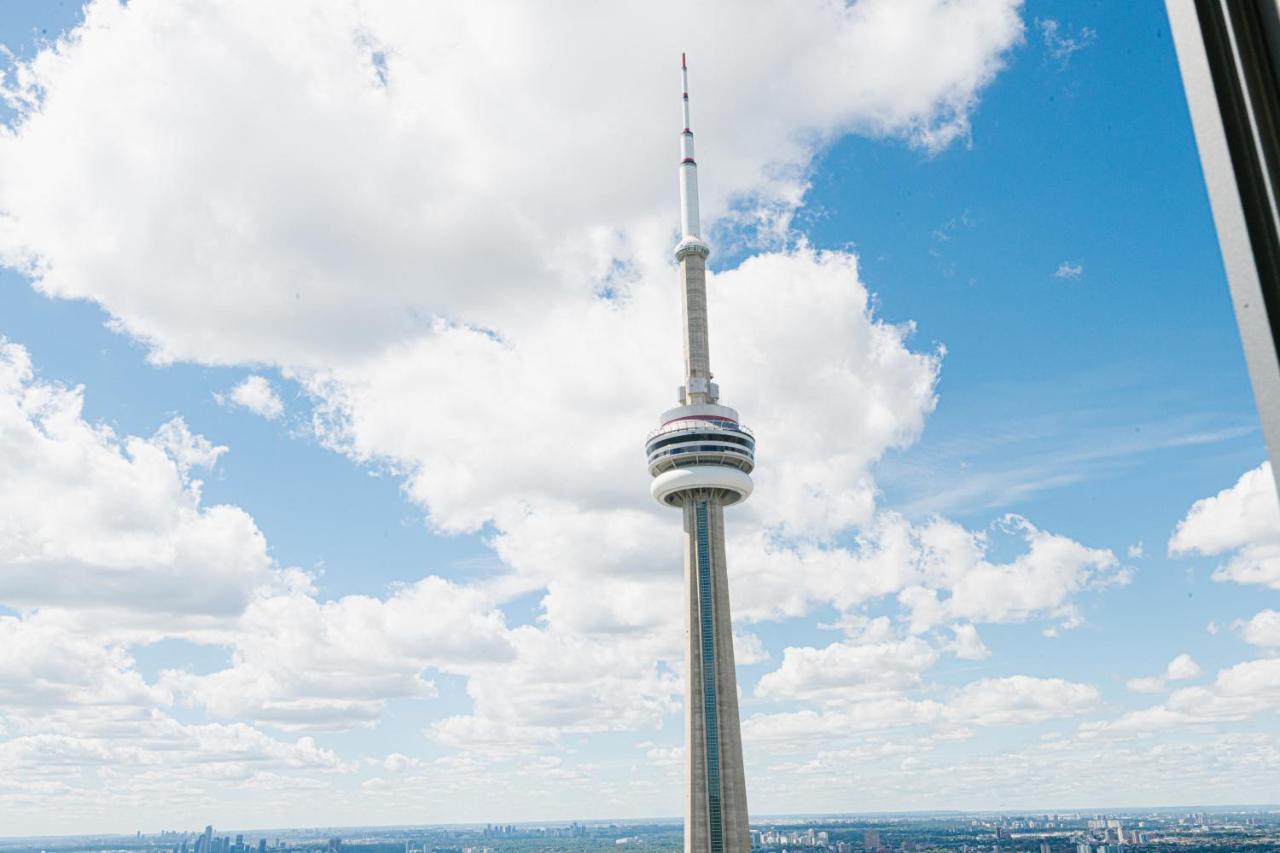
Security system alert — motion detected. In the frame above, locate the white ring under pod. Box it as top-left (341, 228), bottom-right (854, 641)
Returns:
top-left (650, 465), bottom-right (753, 507)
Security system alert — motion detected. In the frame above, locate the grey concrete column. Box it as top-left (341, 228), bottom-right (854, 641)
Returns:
top-left (682, 490), bottom-right (749, 853)
top-left (680, 255), bottom-right (712, 403)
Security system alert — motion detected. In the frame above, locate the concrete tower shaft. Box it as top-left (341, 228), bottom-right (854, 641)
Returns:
top-left (680, 252), bottom-right (714, 406)
top-left (680, 492), bottom-right (751, 853)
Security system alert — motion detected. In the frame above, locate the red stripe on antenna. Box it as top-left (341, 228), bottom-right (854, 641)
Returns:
top-left (681, 52), bottom-right (687, 69)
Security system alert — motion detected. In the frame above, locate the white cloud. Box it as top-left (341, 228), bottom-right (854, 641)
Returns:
top-left (311, 247), bottom-right (941, 540)
top-left (1052, 261), bottom-right (1083, 279)
top-left (1237, 609), bottom-right (1280, 647)
top-left (947, 675), bottom-right (1099, 725)
top-left (756, 631), bottom-right (940, 704)
top-left (0, 617), bottom-right (163, 710)
top-left (0, 0), bottom-right (1025, 369)
top-left (1166, 653), bottom-right (1203, 681)
top-left (1169, 462), bottom-right (1280, 589)
top-left (217, 375), bottom-right (284, 419)
top-left (164, 574), bottom-right (516, 731)
top-left (744, 674), bottom-right (1098, 745)
top-left (1191, 657), bottom-right (1280, 714)
top-left (0, 339), bottom-right (270, 619)
top-left (0, 614), bottom-right (351, 830)
top-left (1094, 656), bottom-right (1280, 738)
top-left (892, 515), bottom-right (1119, 631)
top-left (1124, 676), bottom-right (1166, 695)
top-left (1125, 653), bottom-right (1203, 694)
top-left (0, 719), bottom-right (345, 773)
top-left (728, 512), bottom-right (1120, 629)
top-left (1038, 19), bottom-right (1096, 65)
top-left (643, 744), bottom-right (682, 768)
top-left (378, 752), bottom-right (421, 774)
top-left (733, 631), bottom-right (771, 665)
top-left (945, 623), bottom-right (991, 660)
top-left (750, 728), bottom-right (1280, 815)
top-left (430, 626), bottom-right (681, 748)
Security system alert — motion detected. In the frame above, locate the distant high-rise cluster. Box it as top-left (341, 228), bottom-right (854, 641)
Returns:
top-left (750, 829), bottom-right (830, 849)
top-left (1074, 817), bottom-right (1152, 852)
top-left (168, 826), bottom-right (272, 853)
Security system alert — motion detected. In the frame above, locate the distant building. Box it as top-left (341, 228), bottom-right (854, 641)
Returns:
top-left (865, 830), bottom-right (881, 849)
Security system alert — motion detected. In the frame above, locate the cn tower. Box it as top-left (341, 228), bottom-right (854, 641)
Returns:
top-left (644, 55), bottom-right (753, 853)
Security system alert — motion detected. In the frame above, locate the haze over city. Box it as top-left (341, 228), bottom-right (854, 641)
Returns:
top-left (0, 0), bottom-right (1278, 843)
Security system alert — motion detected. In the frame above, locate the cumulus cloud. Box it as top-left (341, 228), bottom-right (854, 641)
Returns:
top-left (430, 626), bottom-right (682, 748)
top-left (217, 375), bottom-right (285, 419)
top-left (753, 729), bottom-right (1280, 815)
top-left (729, 512), bottom-right (1120, 628)
top-left (733, 631), bottom-right (771, 665)
top-left (1124, 676), bottom-right (1166, 695)
top-left (1237, 609), bottom-right (1280, 647)
top-left (164, 574), bottom-right (515, 731)
top-left (0, 0), bottom-right (1025, 368)
top-left (0, 718), bottom-right (345, 773)
top-left (756, 631), bottom-right (940, 704)
top-left (917, 515), bottom-right (1118, 627)
top-left (1093, 657), bottom-right (1280, 740)
top-left (945, 623), bottom-right (992, 660)
top-left (0, 617), bottom-right (163, 710)
top-left (1166, 653), bottom-right (1203, 681)
top-left (948, 675), bottom-right (1099, 725)
top-left (1125, 653), bottom-right (1203, 694)
top-left (746, 616), bottom-right (1095, 748)
top-left (1169, 462), bottom-right (1280, 589)
top-left (0, 339), bottom-right (270, 619)
top-left (744, 674), bottom-right (1098, 744)
top-left (312, 247), bottom-right (940, 538)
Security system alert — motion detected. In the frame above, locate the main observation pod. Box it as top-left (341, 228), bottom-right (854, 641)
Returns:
top-left (646, 405), bottom-right (755, 508)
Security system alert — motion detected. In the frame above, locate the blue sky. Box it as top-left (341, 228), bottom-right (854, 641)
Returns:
top-left (1, 0), bottom-right (1278, 836)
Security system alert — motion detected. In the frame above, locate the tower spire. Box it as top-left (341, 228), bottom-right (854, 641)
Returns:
top-left (677, 54), bottom-right (708, 255)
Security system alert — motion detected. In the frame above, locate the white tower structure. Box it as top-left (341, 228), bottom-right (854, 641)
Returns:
top-left (644, 54), bottom-right (753, 853)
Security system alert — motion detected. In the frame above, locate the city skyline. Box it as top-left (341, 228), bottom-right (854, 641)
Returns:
top-left (0, 0), bottom-right (1278, 836)
top-left (7, 809), bottom-right (1280, 852)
